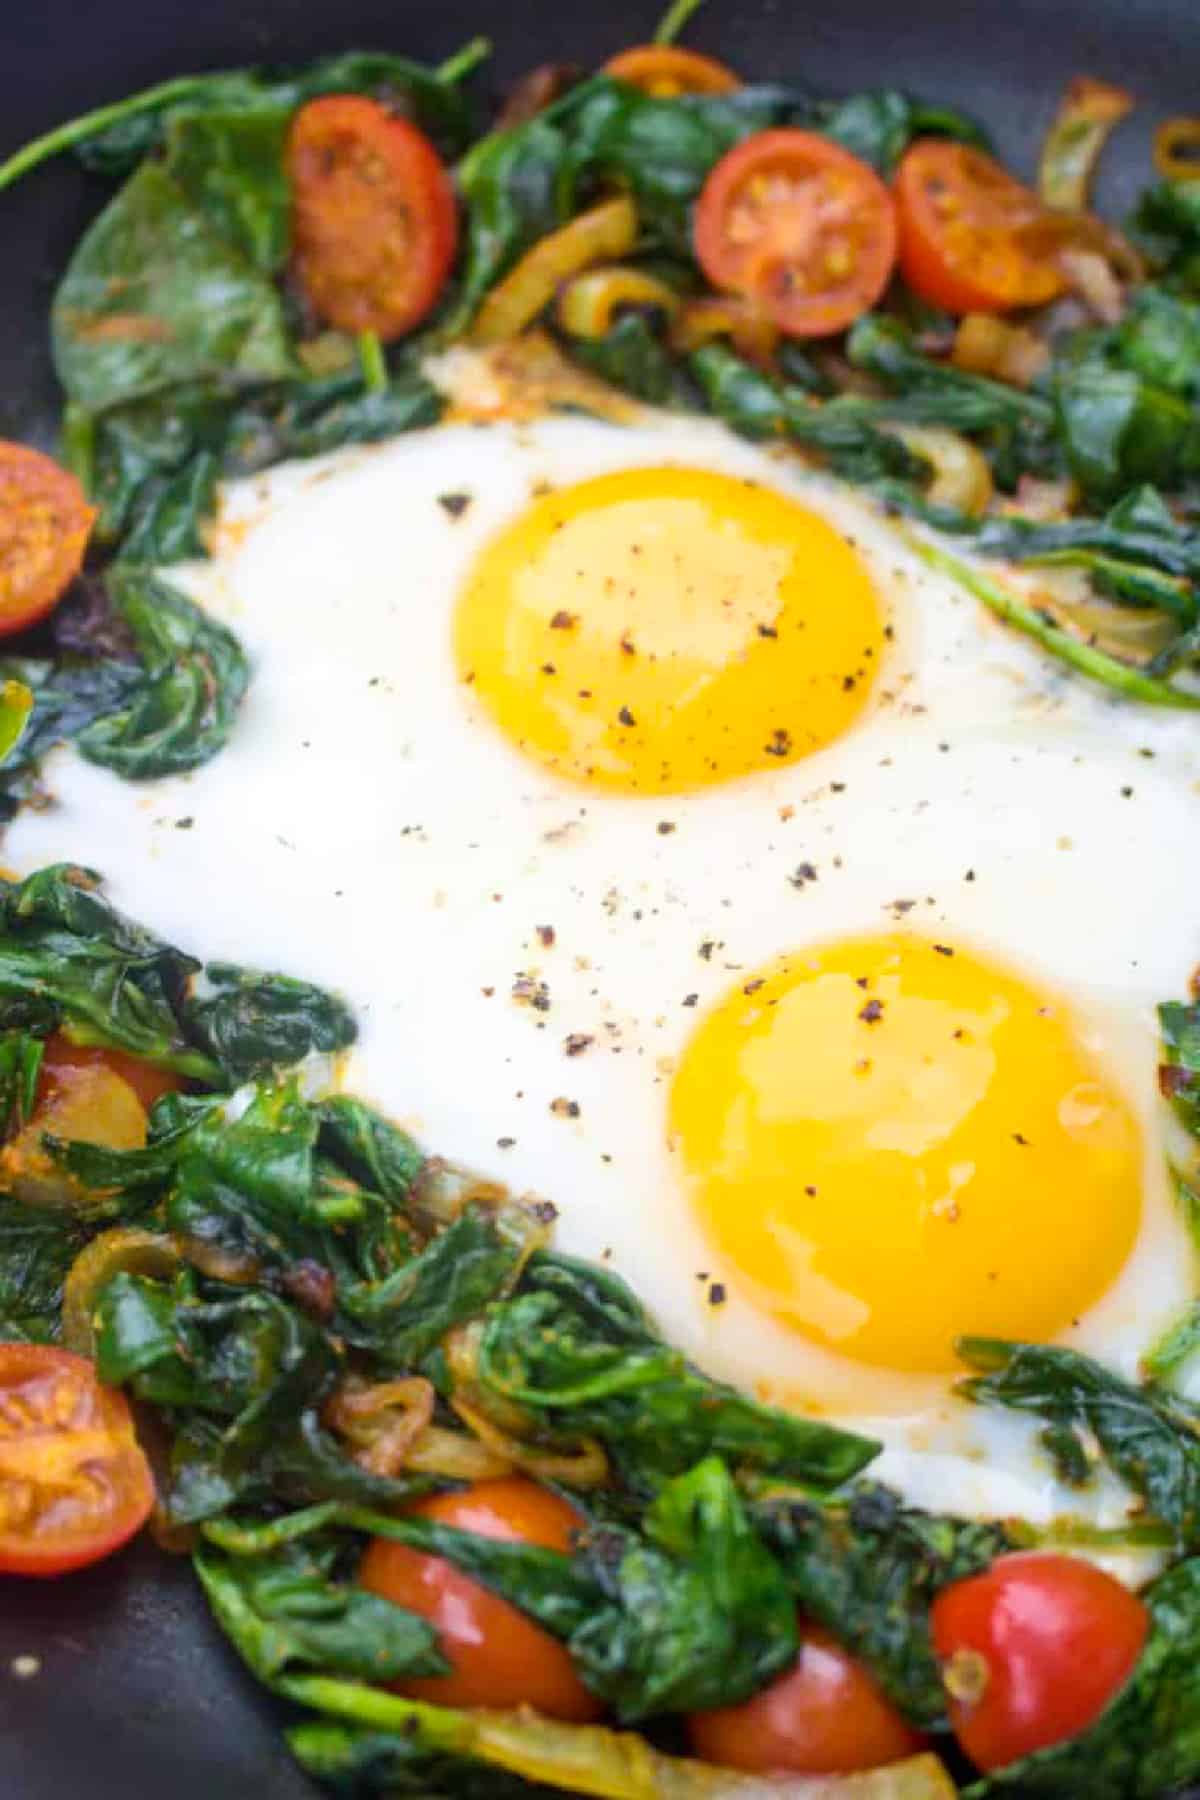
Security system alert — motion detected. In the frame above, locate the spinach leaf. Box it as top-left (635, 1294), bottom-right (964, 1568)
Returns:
top-left (479, 1283), bottom-right (879, 1490)
top-left (0, 864), bottom-right (217, 1079)
top-left (340, 1204), bottom-right (532, 1363)
top-left (0, 1200), bottom-right (87, 1342)
top-left (52, 159), bottom-right (293, 415)
top-left (165, 109), bottom-right (292, 275)
top-left (77, 567), bottom-right (249, 778)
top-left (565, 312), bottom-right (693, 406)
top-left (184, 964), bottom-right (357, 1083)
top-left (194, 1538), bottom-right (446, 1684)
top-left (1160, 998), bottom-right (1200, 1136)
top-left (966, 1557), bottom-right (1200, 1797)
top-left (315, 1095), bottom-right (424, 1207)
top-left (1054, 359), bottom-right (1200, 505)
top-left (569, 1457), bottom-right (796, 1720)
top-left (959, 1337), bottom-right (1200, 1547)
top-left (288, 1723), bottom-right (560, 1798)
top-left (756, 1483), bottom-right (1013, 1727)
top-left (451, 117), bottom-right (579, 329)
top-left (0, 657), bottom-right (143, 818)
top-left (1116, 287), bottom-right (1200, 398)
top-left (1130, 180), bottom-right (1200, 295)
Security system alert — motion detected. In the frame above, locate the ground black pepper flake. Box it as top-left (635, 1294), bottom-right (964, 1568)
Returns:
top-left (830, 781), bottom-right (846, 793)
top-left (683, 993), bottom-right (699, 1007)
top-left (757, 623), bottom-right (778, 639)
top-left (804, 1185), bottom-right (817, 1197)
top-left (550, 1097), bottom-right (581, 1118)
top-left (657, 820), bottom-right (676, 835)
top-left (512, 973), bottom-right (551, 1012)
top-left (765, 728), bottom-right (792, 757)
top-left (708, 1282), bottom-right (727, 1307)
top-left (564, 1033), bottom-right (593, 1056)
top-left (858, 998), bottom-right (884, 1024)
top-left (1013, 1132), bottom-right (1030, 1146)
top-left (618, 705), bottom-right (637, 727)
top-left (743, 978), bottom-right (764, 995)
top-left (620, 633), bottom-right (636, 656)
top-left (541, 662), bottom-right (557, 675)
top-left (550, 610), bottom-right (577, 630)
top-left (1121, 786), bottom-right (1134, 798)
top-left (934, 944), bottom-right (954, 957)
top-left (175, 817), bottom-right (194, 830)
top-left (788, 861), bottom-right (818, 889)
top-left (698, 940), bottom-right (715, 961)
top-left (536, 925), bottom-right (556, 948)
top-left (438, 491), bottom-right (472, 518)
top-left (497, 1137), bottom-right (516, 1149)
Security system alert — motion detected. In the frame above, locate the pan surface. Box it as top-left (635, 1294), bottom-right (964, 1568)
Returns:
top-left (0, 0), bottom-right (1197, 1792)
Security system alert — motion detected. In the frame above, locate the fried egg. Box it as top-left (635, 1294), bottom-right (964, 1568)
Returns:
top-left (8, 378), bottom-right (1200, 1539)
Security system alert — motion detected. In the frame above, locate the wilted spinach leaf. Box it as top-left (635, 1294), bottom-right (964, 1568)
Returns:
top-left (184, 965), bottom-right (357, 1083)
top-left (0, 1200), bottom-right (87, 1342)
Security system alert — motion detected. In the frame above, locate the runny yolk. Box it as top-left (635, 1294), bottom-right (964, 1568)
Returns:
top-left (454, 466), bottom-right (882, 794)
top-left (669, 933), bottom-right (1142, 1372)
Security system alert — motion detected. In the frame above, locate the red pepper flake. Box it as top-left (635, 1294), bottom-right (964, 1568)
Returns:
top-left (564, 1032), bottom-right (593, 1056)
top-left (550, 610), bottom-right (577, 629)
top-left (550, 1096), bottom-right (581, 1118)
top-left (858, 998), bottom-right (884, 1024)
top-left (536, 925), bottom-right (556, 948)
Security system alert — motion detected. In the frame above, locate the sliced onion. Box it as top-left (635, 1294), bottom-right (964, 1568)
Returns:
top-left (62, 1227), bottom-right (180, 1358)
top-left (880, 424), bottom-right (994, 517)
top-left (1155, 118), bottom-right (1200, 182)
top-left (324, 1375), bottom-right (436, 1477)
top-left (472, 196), bottom-right (639, 346)
top-left (669, 294), bottom-right (779, 364)
top-left (951, 313), bottom-right (1049, 388)
top-left (556, 265), bottom-right (679, 339)
top-left (1054, 246), bottom-right (1125, 324)
top-left (451, 1392), bottom-right (609, 1489)
top-left (1038, 76), bottom-right (1134, 211)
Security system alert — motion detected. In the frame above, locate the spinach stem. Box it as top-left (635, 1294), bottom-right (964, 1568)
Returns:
top-left (435, 36), bottom-right (492, 85)
top-left (653, 0), bottom-right (710, 46)
top-left (357, 331), bottom-right (387, 395)
top-left (0, 76), bottom-right (214, 191)
top-left (902, 528), bottom-right (1200, 711)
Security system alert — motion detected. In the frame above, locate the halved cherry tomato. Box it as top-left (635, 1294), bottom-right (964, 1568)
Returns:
top-left (931, 1552), bottom-right (1149, 1771)
top-left (605, 45), bottom-right (740, 97)
top-left (0, 443), bottom-right (94, 638)
top-left (694, 130), bottom-right (898, 339)
top-left (894, 141), bottom-right (1066, 315)
top-left (0, 1343), bottom-right (154, 1576)
top-left (38, 1032), bottom-right (184, 1113)
top-left (358, 1476), bottom-right (602, 1720)
top-left (286, 96), bottom-right (458, 341)
top-left (688, 1621), bottom-right (924, 1774)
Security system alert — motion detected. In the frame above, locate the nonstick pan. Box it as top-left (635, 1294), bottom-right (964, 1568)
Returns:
top-left (0, 1), bottom-right (1197, 1793)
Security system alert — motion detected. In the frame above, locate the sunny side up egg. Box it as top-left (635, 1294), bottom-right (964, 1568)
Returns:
top-left (9, 373), bottom-right (1200, 1535)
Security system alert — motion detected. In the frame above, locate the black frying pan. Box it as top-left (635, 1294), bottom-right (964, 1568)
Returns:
top-left (0, 1), bottom-right (1196, 1793)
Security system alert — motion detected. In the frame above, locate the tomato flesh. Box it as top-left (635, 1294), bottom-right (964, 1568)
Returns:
top-left (358, 1476), bottom-right (602, 1720)
top-left (0, 442), bottom-right (94, 638)
top-left (0, 1344), bottom-right (154, 1576)
top-left (38, 1032), bottom-right (184, 1113)
top-left (694, 130), bottom-right (897, 338)
top-left (605, 45), bottom-right (740, 97)
top-left (931, 1551), bottom-right (1149, 1771)
top-left (287, 96), bottom-right (458, 341)
top-left (688, 1622), bottom-right (924, 1774)
top-left (895, 141), bottom-right (1066, 315)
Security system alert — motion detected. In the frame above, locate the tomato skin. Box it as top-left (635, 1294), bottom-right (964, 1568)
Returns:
top-left (0, 1344), bottom-right (154, 1577)
top-left (287, 96), bottom-right (458, 341)
top-left (895, 141), bottom-right (1066, 316)
top-left (604, 45), bottom-right (740, 97)
top-left (931, 1552), bottom-right (1149, 1771)
top-left (688, 1622), bottom-right (924, 1775)
top-left (0, 443), bottom-right (94, 638)
top-left (694, 131), bottom-right (897, 339)
top-left (38, 1031), bottom-right (184, 1113)
top-left (358, 1476), bottom-right (602, 1720)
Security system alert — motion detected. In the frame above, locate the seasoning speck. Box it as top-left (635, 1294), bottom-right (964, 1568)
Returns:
top-left (550, 1096), bottom-right (581, 1118)
top-left (618, 705), bottom-right (637, 727)
top-left (564, 1033), bottom-right (593, 1056)
top-left (496, 1136), bottom-right (516, 1150)
top-left (550, 610), bottom-right (577, 630)
top-left (708, 1282), bottom-right (727, 1307)
top-left (788, 861), bottom-right (818, 889)
top-left (438, 491), bottom-right (472, 518)
top-left (657, 820), bottom-right (676, 835)
top-left (536, 924), bottom-right (556, 948)
top-left (858, 998), bottom-right (884, 1024)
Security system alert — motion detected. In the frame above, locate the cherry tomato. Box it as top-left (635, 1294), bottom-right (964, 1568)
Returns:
top-left (931, 1552), bottom-right (1149, 1771)
top-left (0, 442), bottom-right (94, 638)
top-left (286, 96), bottom-right (458, 341)
top-left (604, 45), bottom-right (740, 97)
top-left (0, 1343), bottom-right (154, 1576)
top-left (38, 1032), bottom-right (184, 1113)
top-left (894, 141), bottom-right (1066, 315)
top-left (358, 1476), bottom-right (602, 1720)
top-left (694, 130), bottom-right (898, 339)
top-left (688, 1622), bottom-right (924, 1774)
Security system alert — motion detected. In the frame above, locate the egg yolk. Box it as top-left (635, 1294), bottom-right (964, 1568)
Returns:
top-left (669, 933), bottom-right (1142, 1372)
top-left (454, 466), bottom-right (882, 794)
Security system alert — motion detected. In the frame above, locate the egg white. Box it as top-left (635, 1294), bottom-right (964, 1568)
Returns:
top-left (8, 402), bottom-right (1200, 1533)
